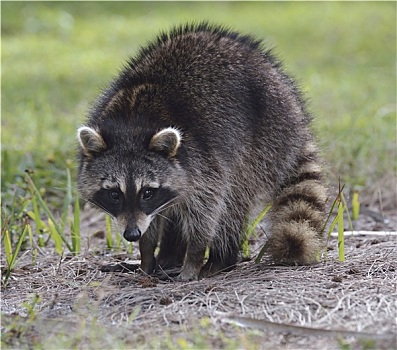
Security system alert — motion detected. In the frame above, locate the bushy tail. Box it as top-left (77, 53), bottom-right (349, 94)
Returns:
top-left (268, 150), bottom-right (327, 265)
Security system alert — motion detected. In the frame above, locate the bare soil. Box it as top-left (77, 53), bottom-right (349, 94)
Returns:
top-left (1, 206), bottom-right (396, 349)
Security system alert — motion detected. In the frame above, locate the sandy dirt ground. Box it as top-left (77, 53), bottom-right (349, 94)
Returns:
top-left (1, 205), bottom-right (396, 349)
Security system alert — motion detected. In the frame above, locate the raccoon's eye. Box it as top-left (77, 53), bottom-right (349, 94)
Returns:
top-left (141, 188), bottom-right (154, 201)
top-left (109, 190), bottom-right (120, 202)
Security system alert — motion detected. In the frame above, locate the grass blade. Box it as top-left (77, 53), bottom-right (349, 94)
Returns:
top-left (246, 203), bottom-right (271, 238)
top-left (71, 195), bottom-right (81, 255)
top-left (337, 200), bottom-right (345, 262)
top-left (241, 238), bottom-right (250, 259)
top-left (4, 229), bottom-right (13, 267)
top-left (3, 225), bottom-right (29, 286)
top-left (25, 174), bottom-right (72, 251)
top-left (31, 195), bottom-right (45, 247)
top-left (341, 191), bottom-right (353, 232)
top-left (245, 204), bottom-right (271, 260)
top-left (9, 225), bottom-right (29, 269)
top-left (255, 241), bottom-right (270, 264)
top-left (323, 200), bottom-right (340, 261)
top-left (61, 168), bottom-right (73, 231)
top-left (48, 219), bottom-right (63, 254)
top-left (321, 184), bottom-right (345, 235)
top-left (26, 224), bottom-right (37, 264)
top-left (26, 210), bottom-right (47, 248)
top-left (352, 190), bottom-right (360, 220)
top-left (105, 215), bottom-right (113, 249)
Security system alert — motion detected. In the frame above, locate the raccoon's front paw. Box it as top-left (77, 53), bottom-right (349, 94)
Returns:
top-left (140, 256), bottom-right (157, 275)
top-left (157, 256), bottom-right (184, 271)
top-left (176, 265), bottom-right (200, 282)
top-left (199, 261), bottom-right (236, 279)
top-left (100, 262), bottom-right (140, 273)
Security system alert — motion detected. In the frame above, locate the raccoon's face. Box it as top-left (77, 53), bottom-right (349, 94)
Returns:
top-left (77, 125), bottom-right (187, 242)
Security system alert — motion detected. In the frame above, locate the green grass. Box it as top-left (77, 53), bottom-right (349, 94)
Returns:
top-left (2, 1), bottom-right (395, 192)
top-left (1, 1), bottom-right (396, 348)
top-left (3, 0), bottom-right (394, 246)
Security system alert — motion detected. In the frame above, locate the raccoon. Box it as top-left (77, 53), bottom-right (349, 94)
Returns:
top-left (77, 23), bottom-right (327, 281)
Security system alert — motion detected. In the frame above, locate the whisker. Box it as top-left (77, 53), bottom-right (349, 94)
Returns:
top-left (86, 199), bottom-right (115, 219)
top-left (84, 197), bottom-right (179, 223)
top-left (156, 213), bottom-right (173, 223)
top-left (152, 197), bottom-right (180, 216)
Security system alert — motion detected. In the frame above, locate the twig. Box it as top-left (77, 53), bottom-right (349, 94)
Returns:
top-left (222, 316), bottom-right (395, 341)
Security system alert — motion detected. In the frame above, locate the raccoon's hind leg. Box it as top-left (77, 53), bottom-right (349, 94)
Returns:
top-left (199, 227), bottom-right (241, 279)
top-left (200, 198), bottom-right (247, 278)
top-left (268, 151), bottom-right (327, 265)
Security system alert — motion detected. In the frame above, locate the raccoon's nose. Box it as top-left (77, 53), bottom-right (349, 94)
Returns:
top-left (123, 227), bottom-right (141, 242)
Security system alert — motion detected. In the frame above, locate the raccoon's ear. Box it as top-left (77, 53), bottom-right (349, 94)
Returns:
top-left (149, 127), bottom-right (182, 158)
top-left (77, 126), bottom-right (107, 156)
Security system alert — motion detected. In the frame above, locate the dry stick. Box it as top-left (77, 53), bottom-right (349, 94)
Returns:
top-left (331, 231), bottom-right (397, 236)
top-left (222, 316), bottom-right (395, 341)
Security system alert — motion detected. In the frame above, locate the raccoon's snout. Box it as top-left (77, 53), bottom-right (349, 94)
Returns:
top-left (123, 227), bottom-right (141, 242)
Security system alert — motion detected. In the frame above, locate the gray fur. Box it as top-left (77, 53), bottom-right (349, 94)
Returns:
top-left (77, 23), bottom-right (327, 281)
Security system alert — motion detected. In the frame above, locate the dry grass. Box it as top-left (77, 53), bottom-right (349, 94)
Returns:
top-left (1, 217), bottom-right (396, 349)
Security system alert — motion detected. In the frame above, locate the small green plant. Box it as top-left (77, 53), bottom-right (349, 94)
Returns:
top-left (246, 204), bottom-right (272, 238)
top-left (255, 240), bottom-right (270, 264)
top-left (243, 203), bottom-right (271, 259)
top-left (3, 225), bottom-right (29, 286)
top-left (337, 194), bottom-right (345, 262)
top-left (21, 293), bottom-right (42, 320)
top-left (105, 214), bottom-right (114, 249)
top-left (25, 169), bottom-right (81, 255)
top-left (70, 195), bottom-right (81, 254)
top-left (25, 172), bottom-right (72, 252)
top-left (352, 190), bottom-right (360, 220)
top-left (322, 182), bottom-right (355, 262)
top-left (323, 195), bottom-right (340, 260)
top-left (105, 214), bottom-right (133, 253)
top-left (2, 169), bottom-right (82, 284)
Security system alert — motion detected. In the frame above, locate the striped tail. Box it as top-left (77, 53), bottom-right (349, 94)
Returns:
top-left (268, 147), bottom-right (327, 265)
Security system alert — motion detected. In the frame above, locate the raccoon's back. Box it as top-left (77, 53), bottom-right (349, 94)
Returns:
top-left (113, 24), bottom-right (311, 156)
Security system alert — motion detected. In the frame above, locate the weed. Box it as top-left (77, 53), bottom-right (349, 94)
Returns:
top-left (70, 195), bottom-right (81, 254)
top-left (322, 181), bottom-right (358, 262)
top-left (105, 214), bottom-right (133, 253)
top-left (337, 195), bottom-right (345, 262)
top-left (105, 214), bottom-right (113, 250)
top-left (21, 294), bottom-right (41, 320)
top-left (255, 241), bottom-right (271, 264)
top-left (243, 203), bottom-right (271, 259)
top-left (352, 191), bottom-right (360, 221)
top-left (25, 171), bottom-right (73, 252)
top-left (1, 169), bottom-right (83, 284)
top-left (3, 225), bottom-right (29, 286)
